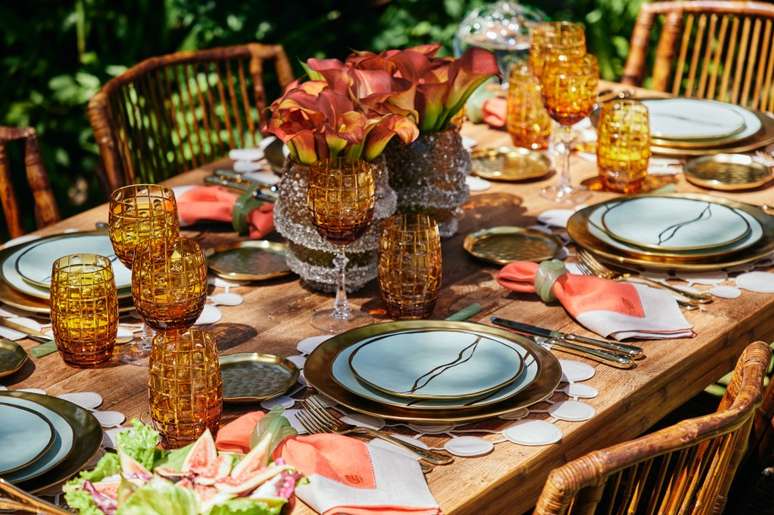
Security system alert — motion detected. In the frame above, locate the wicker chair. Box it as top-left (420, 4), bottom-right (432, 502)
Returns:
top-left (622, 1), bottom-right (774, 110)
top-left (88, 44), bottom-right (294, 192)
top-left (0, 127), bottom-right (60, 238)
top-left (534, 340), bottom-right (771, 515)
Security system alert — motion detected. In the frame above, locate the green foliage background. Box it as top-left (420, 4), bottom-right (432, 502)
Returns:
top-left (0, 0), bottom-right (644, 227)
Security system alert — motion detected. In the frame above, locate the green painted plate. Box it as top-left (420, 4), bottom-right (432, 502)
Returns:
top-left (0, 403), bottom-right (54, 475)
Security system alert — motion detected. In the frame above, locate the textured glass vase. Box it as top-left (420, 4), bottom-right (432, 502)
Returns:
top-left (384, 125), bottom-right (471, 237)
top-left (274, 157), bottom-right (396, 292)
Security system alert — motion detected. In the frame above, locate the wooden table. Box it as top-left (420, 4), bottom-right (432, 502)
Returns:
top-left (7, 121), bottom-right (774, 514)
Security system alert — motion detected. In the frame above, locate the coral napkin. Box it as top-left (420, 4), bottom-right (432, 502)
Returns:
top-left (217, 412), bottom-right (440, 515)
top-left (481, 97), bottom-right (507, 129)
top-left (497, 261), bottom-right (694, 340)
top-left (174, 185), bottom-right (274, 238)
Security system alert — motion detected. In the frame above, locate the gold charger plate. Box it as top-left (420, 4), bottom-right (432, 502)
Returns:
top-left (652, 112), bottom-right (774, 156)
top-left (464, 227), bottom-right (562, 265)
top-left (684, 154), bottom-right (773, 191)
top-left (206, 241), bottom-right (292, 282)
top-left (567, 193), bottom-right (774, 271)
top-left (0, 279), bottom-right (134, 316)
top-left (471, 146), bottom-right (552, 182)
top-left (304, 320), bottom-right (562, 424)
top-left (0, 339), bottom-right (28, 378)
top-left (219, 353), bottom-right (299, 403)
top-left (0, 391), bottom-right (102, 493)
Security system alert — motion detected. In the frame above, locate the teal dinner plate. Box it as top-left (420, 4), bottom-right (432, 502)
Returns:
top-left (15, 233), bottom-right (131, 290)
top-left (643, 98), bottom-right (751, 140)
top-left (1, 232), bottom-right (132, 300)
top-left (0, 403), bottom-right (54, 475)
top-left (333, 328), bottom-right (538, 410)
top-left (0, 396), bottom-right (74, 483)
top-left (600, 197), bottom-right (752, 251)
top-left (349, 330), bottom-right (524, 400)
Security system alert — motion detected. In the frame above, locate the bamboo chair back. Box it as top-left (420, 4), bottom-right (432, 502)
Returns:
top-left (88, 44), bottom-right (294, 192)
top-left (622, 1), bottom-right (774, 110)
top-left (0, 127), bottom-right (60, 238)
top-left (534, 341), bottom-right (772, 515)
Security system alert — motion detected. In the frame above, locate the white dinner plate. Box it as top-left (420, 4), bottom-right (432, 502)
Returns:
top-left (0, 403), bottom-right (53, 475)
top-left (600, 197), bottom-right (752, 251)
top-left (332, 329), bottom-right (538, 410)
top-left (643, 99), bottom-right (751, 140)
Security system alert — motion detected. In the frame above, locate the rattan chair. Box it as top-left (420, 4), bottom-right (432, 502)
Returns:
top-left (622, 1), bottom-right (774, 110)
top-left (0, 127), bottom-right (60, 238)
top-left (88, 44), bottom-right (294, 192)
top-left (534, 340), bottom-right (771, 515)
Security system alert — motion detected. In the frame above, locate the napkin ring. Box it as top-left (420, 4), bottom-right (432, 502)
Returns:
top-left (535, 259), bottom-right (566, 303)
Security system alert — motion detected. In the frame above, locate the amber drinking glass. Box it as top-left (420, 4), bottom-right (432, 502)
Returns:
top-left (597, 100), bottom-right (651, 193)
top-left (378, 214), bottom-right (442, 319)
top-left (50, 254), bottom-right (118, 367)
top-left (149, 328), bottom-right (222, 447)
top-left (108, 184), bottom-right (179, 363)
top-left (306, 159), bottom-right (376, 333)
top-left (540, 52), bottom-right (599, 204)
top-left (529, 21), bottom-right (586, 81)
top-left (506, 62), bottom-right (552, 150)
top-left (132, 237), bottom-right (207, 332)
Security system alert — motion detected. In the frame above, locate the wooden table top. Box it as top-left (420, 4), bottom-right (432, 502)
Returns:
top-left (7, 116), bottom-right (774, 514)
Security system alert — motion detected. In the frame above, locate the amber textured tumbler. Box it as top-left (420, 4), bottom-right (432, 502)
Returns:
top-left (378, 214), bottom-right (442, 319)
top-left (529, 21), bottom-right (586, 80)
top-left (148, 328), bottom-right (223, 447)
top-left (132, 237), bottom-right (207, 331)
top-left (506, 62), bottom-right (551, 150)
top-left (50, 254), bottom-right (118, 367)
top-left (597, 100), bottom-right (651, 193)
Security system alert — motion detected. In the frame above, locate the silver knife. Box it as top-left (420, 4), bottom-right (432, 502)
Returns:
top-left (535, 335), bottom-right (635, 369)
top-left (490, 317), bottom-right (645, 360)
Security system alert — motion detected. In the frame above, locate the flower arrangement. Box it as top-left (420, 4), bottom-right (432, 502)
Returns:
top-left (305, 44), bottom-right (500, 133)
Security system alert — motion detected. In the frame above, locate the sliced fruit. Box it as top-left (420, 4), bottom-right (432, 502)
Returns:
top-left (215, 464), bottom-right (293, 495)
top-left (119, 451), bottom-right (152, 485)
top-left (181, 429), bottom-right (218, 477)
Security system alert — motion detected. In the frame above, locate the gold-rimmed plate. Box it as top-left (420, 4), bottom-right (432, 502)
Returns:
top-left (0, 339), bottom-right (28, 378)
top-left (0, 391), bottom-right (102, 493)
top-left (652, 112), bottom-right (774, 156)
top-left (684, 154), bottom-right (774, 191)
top-left (471, 147), bottom-right (552, 182)
top-left (206, 241), bottom-right (292, 282)
top-left (0, 279), bottom-right (133, 316)
top-left (220, 353), bottom-right (299, 403)
top-left (567, 193), bottom-right (774, 271)
top-left (304, 321), bottom-right (561, 423)
top-left (464, 227), bottom-right (562, 265)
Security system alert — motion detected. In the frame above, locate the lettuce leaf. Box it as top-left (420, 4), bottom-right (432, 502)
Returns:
top-left (116, 419), bottom-right (161, 470)
top-left (116, 477), bottom-right (199, 515)
top-left (208, 498), bottom-right (283, 515)
top-left (63, 453), bottom-right (121, 514)
top-left (152, 443), bottom-right (193, 472)
top-left (249, 408), bottom-right (297, 468)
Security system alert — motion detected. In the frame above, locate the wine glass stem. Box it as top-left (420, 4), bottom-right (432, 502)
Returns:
top-left (140, 320), bottom-right (155, 350)
top-left (556, 124), bottom-right (573, 192)
top-left (332, 252), bottom-right (351, 321)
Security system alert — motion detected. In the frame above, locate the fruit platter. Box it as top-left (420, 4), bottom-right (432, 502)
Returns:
top-left (63, 411), bottom-right (303, 515)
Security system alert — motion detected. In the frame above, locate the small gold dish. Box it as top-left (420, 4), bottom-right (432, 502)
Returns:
top-left (471, 146), bottom-right (552, 182)
top-left (0, 339), bottom-right (28, 378)
top-left (219, 353), bottom-right (299, 404)
top-left (206, 240), bottom-right (292, 282)
top-left (464, 226), bottom-right (562, 265)
top-left (684, 154), bottom-right (773, 191)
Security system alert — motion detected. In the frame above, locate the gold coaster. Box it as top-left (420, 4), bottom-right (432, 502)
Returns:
top-left (471, 146), bottom-right (552, 182)
top-left (464, 227), bottom-right (562, 265)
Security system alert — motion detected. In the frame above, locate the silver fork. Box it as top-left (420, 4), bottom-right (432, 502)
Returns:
top-left (577, 250), bottom-right (712, 303)
top-left (298, 397), bottom-right (453, 466)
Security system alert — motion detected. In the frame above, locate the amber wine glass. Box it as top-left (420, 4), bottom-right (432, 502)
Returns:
top-left (506, 61), bottom-right (552, 150)
top-left (108, 184), bottom-right (179, 363)
top-left (50, 254), bottom-right (118, 367)
top-left (597, 99), bottom-right (651, 193)
top-left (378, 213), bottom-right (442, 319)
top-left (540, 52), bottom-right (599, 204)
top-left (306, 159), bottom-right (376, 333)
top-left (132, 237), bottom-right (208, 332)
top-left (529, 21), bottom-right (586, 81)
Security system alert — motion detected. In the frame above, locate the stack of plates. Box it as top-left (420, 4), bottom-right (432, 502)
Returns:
top-left (567, 194), bottom-right (774, 272)
top-left (304, 321), bottom-right (561, 424)
top-left (0, 231), bottom-right (133, 316)
top-left (0, 391), bottom-right (101, 492)
top-left (643, 98), bottom-right (774, 156)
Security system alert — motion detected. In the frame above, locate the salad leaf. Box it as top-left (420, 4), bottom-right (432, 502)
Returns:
top-left (116, 419), bottom-right (161, 470)
top-left (208, 498), bottom-right (283, 515)
top-left (152, 443), bottom-right (193, 472)
top-left (249, 408), bottom-right (297, 468)
top-left (116, 477), bottom-right (199, 515)
top-left (63, 453), bottom-right (121, 515)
